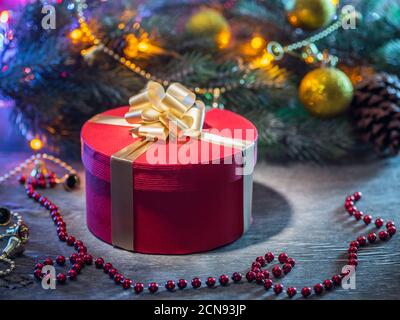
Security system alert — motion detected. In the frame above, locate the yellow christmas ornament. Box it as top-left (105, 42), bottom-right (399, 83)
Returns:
top-left (288, 0), bottom-right (337, 30)
top-left (299, 67), bottom-right (354, 118)
top-left (186, 8), bottom-right (230, 45)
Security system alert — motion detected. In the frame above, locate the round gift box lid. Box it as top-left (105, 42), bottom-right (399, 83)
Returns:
top-left (81, 106), bottom-right (257, 191)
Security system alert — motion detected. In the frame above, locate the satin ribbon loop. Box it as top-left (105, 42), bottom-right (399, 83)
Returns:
top-left (125, 81), bottom-right (206, 141)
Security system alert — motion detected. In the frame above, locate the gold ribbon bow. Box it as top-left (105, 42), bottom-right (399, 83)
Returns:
top-left (125, 81), bottom-right (206, 141)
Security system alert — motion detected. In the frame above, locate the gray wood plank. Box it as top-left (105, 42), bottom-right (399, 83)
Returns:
top-left (0, 152), bottom-right (399, 300)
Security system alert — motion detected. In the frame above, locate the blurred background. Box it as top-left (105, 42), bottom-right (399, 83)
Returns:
top-left (1, 0), bottom-right (400, 162)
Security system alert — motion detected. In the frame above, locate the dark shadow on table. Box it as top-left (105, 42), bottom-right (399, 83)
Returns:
top-left (214, 182), bottom-right (293, 253)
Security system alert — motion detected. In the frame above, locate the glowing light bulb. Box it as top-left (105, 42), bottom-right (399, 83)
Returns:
top-left (138, 41), bottom-right (149, 52)
top-left (259, 52), bottom-right (274, 67)
top-left (251, 51), bottom-right (275, 69)
top-left (305, 56), bottom-right (315, 64)
top-left (250, 36), bottom-right (265, 50)
top-left (0, 11), bottom-right (10, 24)
top-left (216, 30), bottom-right (231, 49)
top-left (30, 138), bottom-right (43, 151)
top-left (288, 14), bottom-right (298, 27)
top-left (69, 29), bottom-right (83, 41)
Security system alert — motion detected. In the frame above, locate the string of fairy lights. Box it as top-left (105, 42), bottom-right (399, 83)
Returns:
top-left (25, 0), bottom-right (356, 152)
top-left (72, 0), bottom-right (353, 102)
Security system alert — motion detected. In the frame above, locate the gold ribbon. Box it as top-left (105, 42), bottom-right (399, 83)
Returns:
top-left (126, 81), bottom-right (206, 141)
top-left (88, 81), bottom-right (256, 251)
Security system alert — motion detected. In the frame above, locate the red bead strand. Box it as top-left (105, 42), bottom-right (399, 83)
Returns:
top-left (19, 167), bottom-right (395, 299)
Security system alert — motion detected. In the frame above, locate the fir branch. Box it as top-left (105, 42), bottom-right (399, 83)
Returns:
top-left (0, 0), bottom-right (375, 162)
top-left (375, 39), bottom-right (400, 73)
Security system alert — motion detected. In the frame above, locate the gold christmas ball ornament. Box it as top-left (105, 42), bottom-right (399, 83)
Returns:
top-left (299, 67), bottom-right (354, 118)
top-left (288, 0), bottom-right (337, 30)
top-left (186, 8), bottom-right (230, 38)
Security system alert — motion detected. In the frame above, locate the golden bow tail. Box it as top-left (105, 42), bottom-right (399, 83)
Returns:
top-left (126, 81), bottom-right (206, 142)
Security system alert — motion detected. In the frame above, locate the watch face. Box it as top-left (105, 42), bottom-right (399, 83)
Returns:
top-left (17, 224), bottom-right (29, 244)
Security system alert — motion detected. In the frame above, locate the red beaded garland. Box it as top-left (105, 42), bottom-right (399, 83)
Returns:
top-left (251, 262), bottom-right (261, 270)
top-left (348, 259), bottom-right (358, 266)
top-left (206, 277), bottom-right (216, 287)
top-left (123, 279), bottom-right (132, 289)
top-left (21, 173), bottom-right (396, 300)
top-left (58, 232), bottom-right (67, 241)
top-left (55, 255), bottom-right (66, 266)
top-left (367, 233), bottom-right (377, 243)
top-left (134, 282), bottom-right (144, 294)
top-left (191, 277), bottom-right (201, 288)
top-left (95, 257), bottom-right (104, 268)
top-left (69, 253), bottom-right (79, 264)
top-left (255, 272), bottom-right (264, 284)
top-left (57, 221), bottom-right (66, 229)
top-left (375, 218), bottom-right (384, 228)
top-left (72, 263), bottom-right (82, 273)
top-left (219, 274), bottom-right (229, 286)
top-left (354, 211), bottom-right (363, 220)
top-left (103, 263), bottom-right (113, 274)
top-left (35, 263), bottom-right (44, 270)
top-left (177, 279), bottom-right (188, 289)
top-left (75, 257), bottom-right (84, 267)
top-left (108, 268), bottom-right (117, 278)
top-left (287, 287), bottom-right (297, 298)
top-left (148, 282), bottom-right (159, 293)
top-left (287, 258), bottom-right (296, 267)
top-left (34, 269), bottom-right (43, 280)
top-left (378, 230), bottom-right (389, 240)
top-left (165, 280), bottom-right (176, 291)
top-left (251, 267), bottom-right (261, 274)
top-left (323, 279), bottom-right (333, 290)
top-left (263, 278), bottom-right (273, 290)
top-left (264, 252), bottom-right (274, 263)
top-left (231, 272), bottom-right (242, 283)
top-left (356, 236), bottom-right (367, 246)
top-left (353, 192), bottom-right (362, 201)
top-left (350, 240), bottom-right (359, 248)
top-left (363, 215), bottom-right (372, 225)
top-left (278, 253), bottom-right (288, 263)
top-left (114, 274), bottom-right (124, 284)
top-left (388, 226), bottom-right (396, 236)
top-left (74, 240), bottom-right (83, 249)
top-left (386, 221), bottom-right (395, 228)
top-left (273, 283), bottom-right (283, 295)
top-left (67, 269), bottom-right (77, 280)
top-left (348, 253), bottom-right (357, 260)
top-left (255, 256), bottom-right (266, 266)
top-left (18, 175), bottom-right (26, 184)
top-left (246, 271), bottom-right (256, 282)
top-left (83, 254), bottom-right (93, 265)
top-left (332, 275), bottom-right (342, 286)
top-left (66, 236), bottom-right (76, 246)
top-left (301, 286), bottom-right (311, 297)
top-left (272, 265), bottom-right (282, 278)
top-left (261, 270), bottom-right (270, 279)
top-left (282, 263), bottom-right (292, 274)
top-left (313, 283), bottom-right (324, 295)
top-left (57, 273), bottom-right (67, 284)
top-left (348, 246), bottom-right (358, 253)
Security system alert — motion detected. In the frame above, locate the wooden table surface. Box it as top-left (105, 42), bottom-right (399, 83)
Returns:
top-left (0, 151), bottom-right (399, 300)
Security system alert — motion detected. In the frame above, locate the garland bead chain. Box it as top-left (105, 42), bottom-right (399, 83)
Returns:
top-left (0, 155), bottom-right (397, 298)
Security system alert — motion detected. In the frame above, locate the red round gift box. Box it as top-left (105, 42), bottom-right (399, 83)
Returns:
top-left (81, 106), bottom-right (257, 254)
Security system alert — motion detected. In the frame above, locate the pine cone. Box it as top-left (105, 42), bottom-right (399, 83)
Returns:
top-left (352, 72), bottom-right (400, 155)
